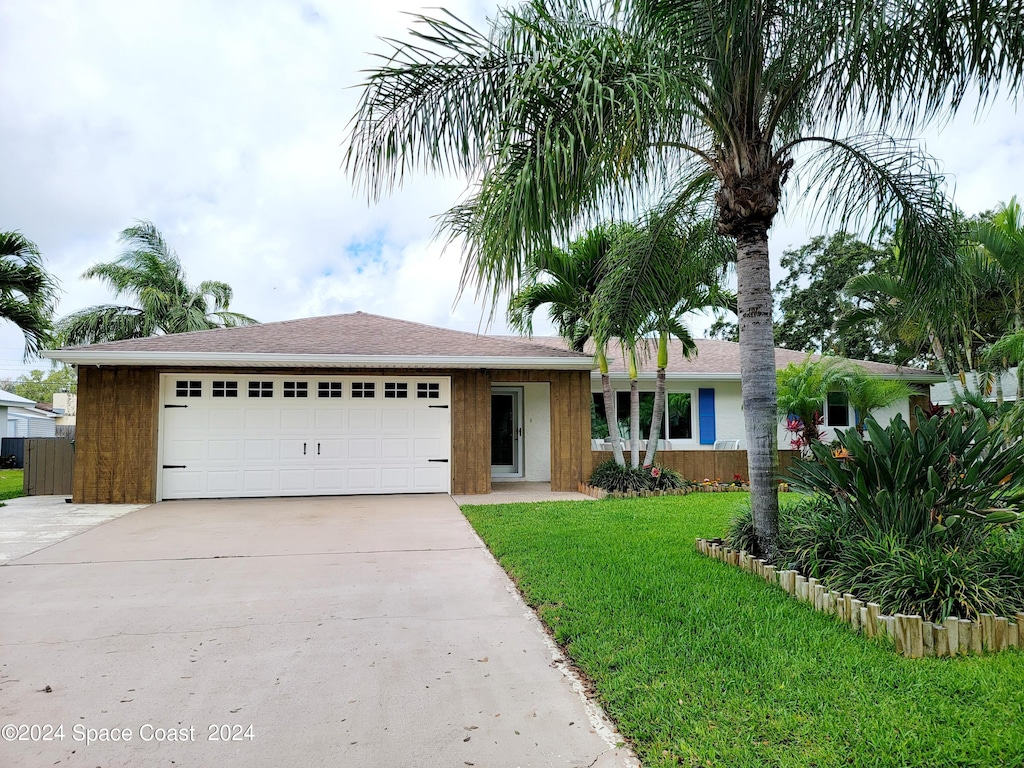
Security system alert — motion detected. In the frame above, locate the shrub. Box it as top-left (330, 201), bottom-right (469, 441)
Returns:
top-left (588, 460), bottom-right (689, 493)
top-left (726, 410), bottom-right (1024, 620)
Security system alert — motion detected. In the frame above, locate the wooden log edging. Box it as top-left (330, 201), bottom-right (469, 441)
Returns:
top-left (695, 537), bottom-right (1022, 659)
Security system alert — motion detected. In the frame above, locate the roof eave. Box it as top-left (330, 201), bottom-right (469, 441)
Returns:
top-left (594, 371), bottom-right (943, 383)
top-left (42, 350), bottom-right (595, 370)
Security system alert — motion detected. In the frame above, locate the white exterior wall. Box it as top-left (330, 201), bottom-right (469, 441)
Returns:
top-left (592, 376), bottom-right (915, 451)
top-left (522, 383), bottom-right (551, 481)
top-left (0, 406), bottom-right (8, 439)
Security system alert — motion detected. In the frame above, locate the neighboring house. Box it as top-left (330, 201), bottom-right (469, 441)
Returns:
top-left (0, 388), bottom-right (41, 439)
top-left (43, 312), bottom-right (938, 504)
top-left (930, 367), bottom-right (1019, 406)
top-left (7, 406), bottom-right (57, 438)
top-left (52, 392), bottom-right (78, 426)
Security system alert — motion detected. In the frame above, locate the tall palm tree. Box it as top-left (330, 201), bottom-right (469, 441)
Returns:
top-left (57, 221), bottom-right (257, 345)
top-left (0, 232), bottom-right (59, 360)
top-left (346, 0), bottom-right (1023, 558)
top-left (508, 225), bottom-right (627, 466)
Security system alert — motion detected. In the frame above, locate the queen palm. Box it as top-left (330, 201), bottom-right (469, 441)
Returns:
top-left (57, 221), bottom-right (257, 345)
top-left (0, 232), bottom-right (59, 359)
top-left (346, 0), bottom-right (1023, 557)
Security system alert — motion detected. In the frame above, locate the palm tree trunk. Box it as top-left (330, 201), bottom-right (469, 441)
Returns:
top-left (995, 368), bottom-right (1004, 408)
top-left (735, 225), bottom-right (779, 561)
top-left (929, 332), bottom-right (961, 401)
top-left (597, 349), bottom-right (625, 467)
top-left (643, 332), bottom-right (669, 468)
top-left (629, 348), bottom-right (640, 469)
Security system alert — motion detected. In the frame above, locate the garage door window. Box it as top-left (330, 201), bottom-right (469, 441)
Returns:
top-left (212, 381), bottom-right (238, 398)
top-left (352, 382), bottom-right (375, 398)
top-left (384, 382), bottom-right (408, 398)
top-left (318, 381), bottom-right (343, 398)
top-left (418, 382), bottom-right (440, 399)
top-left (283, 381), bottom-right (309, 398)
top-left (175, 380), bottom-right (202, 398)
top-left (248, 381), bottom-right (274, 398)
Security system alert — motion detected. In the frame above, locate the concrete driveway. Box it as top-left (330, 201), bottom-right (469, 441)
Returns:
top-left (0, 495), bottom-right (636, 768)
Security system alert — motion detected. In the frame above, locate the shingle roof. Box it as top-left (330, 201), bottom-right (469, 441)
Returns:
top-left (511, 336), bottom-right (940, 381)
top-left (49, 312), bottom-right (592, 364)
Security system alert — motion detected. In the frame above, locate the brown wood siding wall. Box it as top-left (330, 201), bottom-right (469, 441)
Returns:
top-left (73, 365), bottom-right (593, 502)
top-left (589, 449), bottom-right (800, 483)
top-left (74, 366), bottom-right (159, 503)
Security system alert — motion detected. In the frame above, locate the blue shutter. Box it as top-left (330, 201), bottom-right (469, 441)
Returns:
top-left (698, 388), bottom-right (716, 445)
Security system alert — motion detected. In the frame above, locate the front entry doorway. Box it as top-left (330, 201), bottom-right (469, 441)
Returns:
top-left (491, 387), bottom-right (523, 478)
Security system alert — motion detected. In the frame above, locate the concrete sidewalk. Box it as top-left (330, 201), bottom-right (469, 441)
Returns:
top-left (0, 495), bottom-right (636, 768)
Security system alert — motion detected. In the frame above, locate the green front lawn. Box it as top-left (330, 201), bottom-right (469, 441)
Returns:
top-left (0, 469), bottom-right (24, 500)
top-left (463, 494), bottom-right (1024, 768)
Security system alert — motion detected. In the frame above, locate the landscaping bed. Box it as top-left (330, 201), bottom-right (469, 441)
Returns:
top-left (462, 493), bottom-right (1024, 768)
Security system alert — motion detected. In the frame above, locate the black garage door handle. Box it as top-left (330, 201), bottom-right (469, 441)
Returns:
top-left (428, 458), bottom-right (449, 463)
top-left (162, 464), bottom-right (187, 469)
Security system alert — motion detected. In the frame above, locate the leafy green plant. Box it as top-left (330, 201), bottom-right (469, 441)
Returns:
top-left (588, 460), bottom-right (689, 493)
top-left (790, 409), bottom-right (1024, 542)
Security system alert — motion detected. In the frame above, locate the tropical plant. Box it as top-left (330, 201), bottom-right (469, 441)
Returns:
top-left (775, 357), bottom-right (852, 450)
top-left (0, 231), bottom-right (60, 359)
top-left (507, 225), bottom-right (626, 466)
top-left (57, 221), bottom-right (257, 345)
top-left (974, 197), bottom-right (1024, 397)
top-left (346, 0), bottom-right (1024, 558)
top-left (844, 372), bottom-right (912, 437)
top-left (588, 458), bottom-right (687, 493)
top-left (593, 197), bottom-right (735, 467)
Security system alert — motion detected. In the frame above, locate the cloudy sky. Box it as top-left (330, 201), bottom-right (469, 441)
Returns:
top-left (0, 1), bottom-right (1020, 382)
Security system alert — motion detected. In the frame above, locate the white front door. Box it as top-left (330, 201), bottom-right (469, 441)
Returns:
top-left (159, 374), bottom-right (451, 499)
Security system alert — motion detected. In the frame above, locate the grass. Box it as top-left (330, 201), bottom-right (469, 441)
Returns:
top-left (462, 494), bottom-right (1024, 768)
top-left (0, 469), bottom-right (24, 500)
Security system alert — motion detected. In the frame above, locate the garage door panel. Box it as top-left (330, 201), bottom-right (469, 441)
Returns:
top-left (209, 410), bottom-right (243, 431)
top-left (208, 440), bottom-right (240, 461)
top-left (243, 439), bottom-right (276, 461)
top-left (160, 375), bottom-right (450, 499)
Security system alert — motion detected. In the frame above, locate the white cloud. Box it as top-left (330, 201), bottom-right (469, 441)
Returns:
top-left (0, 1), bottom-right (1019, 379)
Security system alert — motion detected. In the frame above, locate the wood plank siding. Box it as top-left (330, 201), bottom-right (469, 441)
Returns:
top-left (73, 365), bottom-right (593, 502)
top-left (74, 366), bottom-right (160, 503)
top-left (589, 449), bottom-right (800, 484)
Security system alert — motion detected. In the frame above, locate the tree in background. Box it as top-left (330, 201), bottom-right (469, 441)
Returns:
top-left (346, 0), bottom-right (1024, 559)
top-left (57, 221), bottom-right (257, 346)
top-left (0, 232), bottom-right (59, 359)
top-left (710, 232), bottom-right (901, 363)
top-left (0, 367), bottom-right (77, 403)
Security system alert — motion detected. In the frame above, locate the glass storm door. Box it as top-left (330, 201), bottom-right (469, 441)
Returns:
top-left (491, 388), bottom-right (523, 477)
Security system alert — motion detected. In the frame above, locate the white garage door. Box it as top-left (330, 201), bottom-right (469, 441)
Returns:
top-left (159, 374), bottom-right (451, 499)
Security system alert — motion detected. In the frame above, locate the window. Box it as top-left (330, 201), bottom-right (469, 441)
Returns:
top-left (593, 391), bottom-right (693, 442)
top-left (384, 382), bottom-right (408, 399)
top-left (352, 382), bottom-right (375, 399)
top-left (283, 381), bottom-right (308, 398)
top-left (826, 391), bottom-right (850, 426)
top-left (212, 381), bottom-right (238, 398)
top-left (175, 380), bottom-right (202, 398)
top-left (616, 391), bottom-right (656, 439)
top-left (318, 381), bottom-right (343, 398)
top-left (417, 382), bottom-right (440, 399)
top-left (248, 381), bottom-right (273, 398)
top-left (667, 393), bottom-right (693, 439)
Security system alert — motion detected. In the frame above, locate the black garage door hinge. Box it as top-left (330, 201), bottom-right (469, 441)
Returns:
top-left (428, 458), bottom-right (449, 463)
top-left (164, 404), bottom-right (188, 409)
top-left (428, 404), bottom-right (449, 409)
top-left (162, 464), bottom-right (187, 469)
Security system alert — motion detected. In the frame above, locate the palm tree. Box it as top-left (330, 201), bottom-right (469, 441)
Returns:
top-left (974, 198), bottom-right (1024, 398)
top-left (507, 226), bottom-right (627, 466)
top-left (346, 0), bottom-right (1023, 558)
top-left (57, 221), bottom-right (257, 345)
top-left (593, 199), bottom-right (735, 467)
top-left (0, 232), bottom-right (59, 359)
top-left (845, 372), bottom-right (912, 438)
top-left (776, 357), bottom-right (851, 452)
